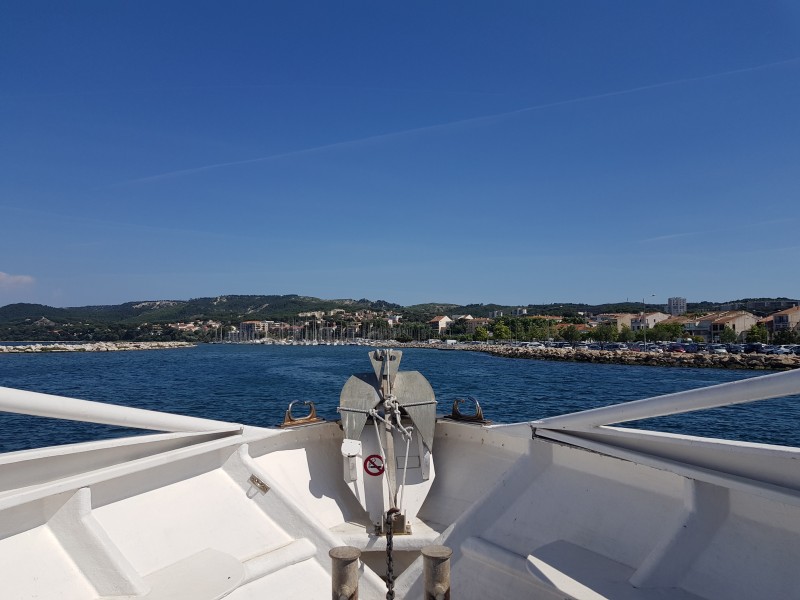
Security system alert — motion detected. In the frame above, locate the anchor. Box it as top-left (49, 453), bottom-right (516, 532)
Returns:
top-left (337, 349), bottom-right (437, 535)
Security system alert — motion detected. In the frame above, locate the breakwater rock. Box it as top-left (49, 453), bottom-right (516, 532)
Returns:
top-left (480, 345), bottom-right (799, 370)
top-left (403, 343), bottom-right (798, 370)
top-left (0, 342), bottom-right (196, 353)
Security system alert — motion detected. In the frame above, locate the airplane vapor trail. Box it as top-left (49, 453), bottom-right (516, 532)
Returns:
top-left (118, 55), bottom-right (800, 187)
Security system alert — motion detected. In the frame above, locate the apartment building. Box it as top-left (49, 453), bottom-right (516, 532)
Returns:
top-left (667, 297), bottom-right (687, 316)
top-left (631, 312), bottom-right (670, 331)
top-left (429, 316), bottom-right (453, 334)
top-left (595, 313), bottom-right (635, 332)
top-left (465, 317), bottom-right (492, 334)
top-left (683, 311), bottom-right (758, 342)
top-left (772, 306), bottom-right (800, 332)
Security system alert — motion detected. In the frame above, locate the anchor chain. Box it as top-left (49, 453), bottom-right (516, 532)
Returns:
top-left (385, 508), bottom-right (400, 600)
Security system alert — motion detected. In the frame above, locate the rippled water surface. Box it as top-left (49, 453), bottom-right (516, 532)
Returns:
top-left (1, 344), bottom-right (798, 452)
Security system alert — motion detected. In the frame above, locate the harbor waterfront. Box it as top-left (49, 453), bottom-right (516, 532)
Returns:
top-left (1, 343), bottom-right (799, 453)
top-left (2, 339), bottom-right (797, 370)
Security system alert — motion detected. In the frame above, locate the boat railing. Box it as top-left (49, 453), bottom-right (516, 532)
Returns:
top-left (531, 368), bottom-right (800, 430)
top-left (0, 385), bottom-right (242, 433)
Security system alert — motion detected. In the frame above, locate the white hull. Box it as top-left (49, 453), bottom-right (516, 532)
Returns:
top-left (1, 363), bottom-right (800, 599)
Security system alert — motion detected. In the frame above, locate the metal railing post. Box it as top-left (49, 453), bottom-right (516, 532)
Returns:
top-left (422, 545), bottom-right (452, 600)
top-left (330, 546), bottom-right (361, 600)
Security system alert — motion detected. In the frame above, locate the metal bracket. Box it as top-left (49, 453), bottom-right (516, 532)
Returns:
top-left (373, 513), bottom-right (411, 536)
top-left (281, 400), bottom-right (324, 428)
top-left (444, 396), bottom-right (491, 424)
top-left (248, 474), bottom-right (269, 494)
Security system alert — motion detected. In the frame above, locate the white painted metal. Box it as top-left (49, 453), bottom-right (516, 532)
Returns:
top-left (343, 419), bottom-right (435, 530)
top-left (531, 368), bottom-right (800, 430)
top-left (338, 350), bottom-right (438, 532)
top-left (0, 385), bottom-right (241, 433)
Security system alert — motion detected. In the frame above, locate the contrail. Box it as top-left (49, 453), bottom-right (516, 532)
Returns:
top-left (639, 231), bottom-right (703, 244)
top-left (118, 55), bottom-right (800, 186)
top-left (638, 217), bottom-right (797, 244)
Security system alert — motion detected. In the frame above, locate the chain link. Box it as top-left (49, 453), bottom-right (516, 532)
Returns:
top-left (385, 508), bottom-right (399, 600)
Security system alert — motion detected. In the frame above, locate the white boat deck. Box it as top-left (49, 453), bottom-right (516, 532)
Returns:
top-left (1, 368), bottom-right (799, 599)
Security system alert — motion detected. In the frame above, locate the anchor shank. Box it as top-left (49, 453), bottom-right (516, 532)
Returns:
top-left (381, 355), bottom-right (399, 509)
top-left (384, 413), bottom-right (397, 509)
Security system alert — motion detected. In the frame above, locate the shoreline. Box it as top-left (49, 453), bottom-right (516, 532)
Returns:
top-left (401, 342), bottom-right (800, 371)
top-left (1, 340), bottom-right (797, 370)
top-left (0, 341), bottom-right (196, 353)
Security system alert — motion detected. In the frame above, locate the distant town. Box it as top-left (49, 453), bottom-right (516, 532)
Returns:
top-left (217, 297), bottom-right (800, 347)
top-left (3, 295), bottom-right (796, 347)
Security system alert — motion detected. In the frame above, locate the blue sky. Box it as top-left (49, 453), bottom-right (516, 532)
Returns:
top-left (2, 1), bottom-right (799, 308)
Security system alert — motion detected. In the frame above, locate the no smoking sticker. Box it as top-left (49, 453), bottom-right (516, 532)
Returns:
top-left (364, 454), bottom-right (385, 476)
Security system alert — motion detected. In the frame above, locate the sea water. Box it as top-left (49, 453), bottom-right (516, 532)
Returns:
top-left (1, 344), bottom-right (798, 453)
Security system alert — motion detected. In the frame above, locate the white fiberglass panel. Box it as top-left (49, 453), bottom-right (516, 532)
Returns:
top-left (225, 558), bottom-right (333, 600)
top-left (451, 550), bottom-right (556, 599)
top-left (0, 525), bottom-right (96, 599)
top-left (94, 468), bottom-right (291, 575)
top-left (417, 423), bottom-right (525, 525)
top-left (680, 490), bottom-right (800, 599)
top-left (253, 446), bottom-right (356, 529)
top-left (484, 441), bottom-right (684, 568)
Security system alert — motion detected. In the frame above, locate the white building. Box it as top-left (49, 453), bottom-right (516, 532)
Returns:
top-left (667, 297), bottom-right (687, 316)
top-left (429, 316), bottom-right (453, 334)
top-left (631, 312), bottom-right (670, 331)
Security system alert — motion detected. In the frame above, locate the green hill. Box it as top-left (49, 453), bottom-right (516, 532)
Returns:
top-left (0, 295), bottom-right (403, 326)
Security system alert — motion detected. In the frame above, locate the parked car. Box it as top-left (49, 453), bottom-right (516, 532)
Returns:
top-left (744, 343), bottom-right (767, 354)
top-left (710, 344), bottom-right (728, 354)
top-left (521, 341), bottom-right (544, 348)
top-left (768, 345), bottom-right (795, 355)
top-left (603, 343), bottom-right (628, 351)
top-left (668, 344), bottom-right (686, 353)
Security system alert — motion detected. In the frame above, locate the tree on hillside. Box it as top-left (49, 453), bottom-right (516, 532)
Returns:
top-left (746, 324), bottom-right (769, 343)
top-left (493, 322), bottom-right (511, 340)
top-left (560, 325), bottom-right (582, 343)
top-left (591, 324), bottom-right (618, 342)
top-left (448, 319), bottom-right (469, 335)
top-left (647, 321), bottom-right (685, 342)
top-left (526, 318), bottom-right (551, 341)
top-left (773, 329), bottom-right (798, 344)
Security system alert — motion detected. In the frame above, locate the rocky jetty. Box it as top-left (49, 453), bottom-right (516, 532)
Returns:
top-left (0, 342), bottom-right (196, 353)
top-left (400, 343), bottom-right (799, 370)
top-left (473, 345), bottom-right (798, 370)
